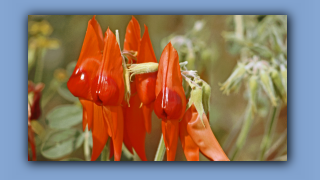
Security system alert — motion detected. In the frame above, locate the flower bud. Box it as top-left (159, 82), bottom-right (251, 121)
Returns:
top-left (201, 81), bottom-right (211, 118)
top-left (270, 68), bottom-right (287, 104)
top-left (188, 86), bottom-right (205, 126)
top-left (259, 69), bottom-right (277, 106)
top-left (280, 64), bottom-right (287, 94)
top-left (220, 62), bottom-right (246, 95)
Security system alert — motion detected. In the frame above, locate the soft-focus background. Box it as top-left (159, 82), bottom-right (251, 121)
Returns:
top-left (28, 15), bottom-right (287, 161)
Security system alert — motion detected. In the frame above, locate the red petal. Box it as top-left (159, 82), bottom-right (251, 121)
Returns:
top-left (154, 42), bottom-right (186, 120)
top-left (68, 16), bottom-right (103, 101)
top-left (79, 99), bottom-right (94, 131)
top-left (162, 120), bottom-right (179, 161)
top-left (91, 28), bottom-right (124, 106)
top-left (91, 104), bottom-right (109, 161)
top-left (124, 16), bottom-right (141, 52)
top-left (136, 25), bottom-right (157, 105)
top-left (142, 102), bottom-right (153, 133)
top-left (187, 105), bottom-right (229, 161)
top-left (105, 106), bottom-right (124, 161)
top-left (123, 95), bottom-right (147, 161)
top-left (179, 106), bottom-right (200, 161)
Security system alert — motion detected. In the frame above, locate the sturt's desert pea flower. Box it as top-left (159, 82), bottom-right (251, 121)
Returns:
top-left (122, 16), bottom-right (157, 160)
top-left (67, 16), bottom-right (124, 161)
top-left (154, 42), bottom-right (187, 161)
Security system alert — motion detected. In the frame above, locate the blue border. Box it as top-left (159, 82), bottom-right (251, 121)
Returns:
top-left (1, 0), bottom-right (319, 179)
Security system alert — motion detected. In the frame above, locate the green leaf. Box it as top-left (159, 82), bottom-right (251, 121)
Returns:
top-left (58, 86), bottom-right (78, 102)
top-left (47, 105), bottom-right (82, 129)
top-left (41, 129), bottom-right (84, 159)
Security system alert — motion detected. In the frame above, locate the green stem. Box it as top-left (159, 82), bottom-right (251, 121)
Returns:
top-left (101, 140), bottom-right (110, 161)
top-left (154, 134), bottom-right (166, 161)
top-left (34, 48), bottom-right (44, 83)
top-left (230, 104), bottom-right (253, 161)
top-left (259, 103), bottom-right (281, 161)
top-left (83, 127), bottom-right (91, 161)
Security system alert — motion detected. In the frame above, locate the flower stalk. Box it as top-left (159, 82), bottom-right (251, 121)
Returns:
top-left (154, 134), bottom-right (166, 161)
top-left (259, 102), bottom-right (282, 160)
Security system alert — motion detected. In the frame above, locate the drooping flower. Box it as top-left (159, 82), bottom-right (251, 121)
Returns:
top-left (28, 81), bottom-right (44, 120)
top-left (122, 16), bottom-right (157, 161)
top-left (179, 104), bottom-right (229, 161)
top-left (67, 16), bottom-right (124, 161)
top-left (154, 42), bottom-right (187, 161)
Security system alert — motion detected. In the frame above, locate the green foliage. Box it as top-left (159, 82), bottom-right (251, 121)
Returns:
top-left (46, 105), bottom-right (82, 129)
top-left (41, 129), bottom-right (84, 159)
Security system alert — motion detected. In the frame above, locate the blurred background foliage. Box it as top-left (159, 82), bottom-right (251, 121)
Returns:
top-left (28, 15), bottom-right (287, 161)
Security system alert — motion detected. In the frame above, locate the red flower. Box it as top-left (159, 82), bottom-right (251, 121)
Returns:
top-left (28, 81), bottom-right (44, 120)
top-left (67, 16), bottom-right (124, 161)
top-left (179, 104), bottom-right (229, 161)
top-left (122, 16), bottom-right (157, 160)
top-left (154, 42), bottom-right (187, 161)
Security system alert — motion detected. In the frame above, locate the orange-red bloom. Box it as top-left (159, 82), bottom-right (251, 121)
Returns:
top-left (154, 42), bottom-right (187, 161)
top-left (122, 16), bottom-right (157, 160)
top-left (67, 16), bottom-right (124, 161)
top-left (179, 104), bottom-right (229, 161)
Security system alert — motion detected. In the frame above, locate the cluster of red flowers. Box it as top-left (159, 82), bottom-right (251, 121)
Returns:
top-left (67, 16), bottom-right (229, 161)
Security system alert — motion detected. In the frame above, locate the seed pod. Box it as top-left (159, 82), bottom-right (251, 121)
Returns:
top-left (260, 69), bottom-right (277, 106)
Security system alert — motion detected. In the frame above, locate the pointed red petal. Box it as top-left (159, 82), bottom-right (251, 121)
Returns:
top-left (123, 95), bottom-right (147, 161)
top-left (187, 105), bottom-right (229, 161)
top-left (79, 99), bottom-right (94, 131)
top-left (124, 16), bottom-right (141, 52)
top-left (142, 103), bottom-right (153, 133)
top-left (136, 25), bottom-right (157, 105)
top-left (154, 42), bottom-right (186, 120)
top-left (162, 120), bottom-right (179, 161)
top-left (105, 106), bottom-right (124, 161)
top-left (123, 125), bottom-right (134, 154)
top-left (68, 16), bottom-right (103, 101)
top-left (92, 28), bottom-right (124, 106)
top-left (179, 106), bottom-right (200, 161)
top-left (91, 104), bottom-right (109, 161)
